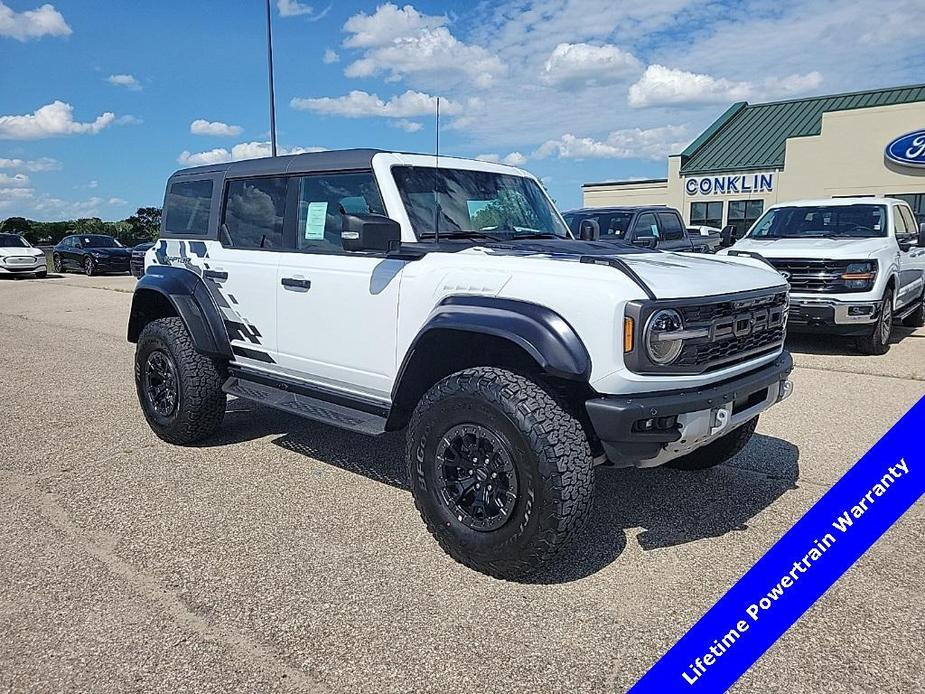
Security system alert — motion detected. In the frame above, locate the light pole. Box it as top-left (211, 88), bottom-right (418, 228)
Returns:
top-left (265, 0), bottom-right (278, 157)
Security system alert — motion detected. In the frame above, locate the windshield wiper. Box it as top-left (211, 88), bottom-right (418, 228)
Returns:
top-left (511, 232), bottom-right (561, 239)
top-left (419, 230), bottom-right (504, 242)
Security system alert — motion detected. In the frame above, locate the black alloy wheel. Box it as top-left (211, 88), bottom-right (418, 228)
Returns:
top-left (435, 423), bottom-right (518, 532)
top-left (143, 349), bottom-right (178, 418)
top-left (53, 254), bottom-right (63, 272)
top-left (84, 256), bottom-right (95, 276)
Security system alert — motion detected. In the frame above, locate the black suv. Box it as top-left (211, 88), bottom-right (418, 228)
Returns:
top-left (53, 234), bottom-right (132, 275)
top-left (562, 206), bottom-right (719, 253)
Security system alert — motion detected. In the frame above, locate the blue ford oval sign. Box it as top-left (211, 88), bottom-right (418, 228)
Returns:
top-left (885, 129), bottom-right (925, 168)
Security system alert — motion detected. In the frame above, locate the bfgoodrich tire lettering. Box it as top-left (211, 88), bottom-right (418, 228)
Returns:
top-left (667, 416), bottom-right (758, 471)
top-left (407, 367), bottom-right (594, 580)
top-left (135, 316), bottom-right (226, 445)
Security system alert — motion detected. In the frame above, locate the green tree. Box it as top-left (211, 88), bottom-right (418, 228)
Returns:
top-left (126, 207), bottom-right (162, 241)
top-left (470, 190), bottom-right (541, 231)
top-left (74, 217), bottom-right (105, 234)
top-left (0, 217), bottom-right (32, 236)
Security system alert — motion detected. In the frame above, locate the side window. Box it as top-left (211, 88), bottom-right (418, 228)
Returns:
top-left (656, 212), bottom-right (684, 241)
top-left (295, 171), bottom-right (385, 252)
top-left (900, 206), bottom-right (918, 236)
top-left (223, 177), bottom-right (288, 249)
top-left (893, 206), bottom-right (908, 236)
top-left (634, 212), bottom-right (660, 239)
top-left (690, 201), bottom-right (724, 228)
top-left (164, 179), bottom-right (213, 235)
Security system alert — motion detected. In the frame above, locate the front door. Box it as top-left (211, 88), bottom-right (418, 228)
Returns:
top-left (275, 170), bottom-right (403, 402)
top-left (894, 204), bottom-right (925, 308)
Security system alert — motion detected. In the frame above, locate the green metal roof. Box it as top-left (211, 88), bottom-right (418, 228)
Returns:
top-left (679, 83), bottom-right (925, 175)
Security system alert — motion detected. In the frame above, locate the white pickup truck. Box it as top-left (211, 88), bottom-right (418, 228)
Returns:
top-left (723, 198), bottom-right (925, 354)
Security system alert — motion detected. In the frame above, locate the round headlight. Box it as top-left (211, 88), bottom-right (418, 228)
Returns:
top-left (645, 308), bottom-right (684, 365)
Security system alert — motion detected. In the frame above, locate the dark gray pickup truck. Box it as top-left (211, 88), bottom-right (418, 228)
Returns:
top-left (562, 206), bottom-right (721, 253)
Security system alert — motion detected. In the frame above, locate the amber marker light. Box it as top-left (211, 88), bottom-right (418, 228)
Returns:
top-left (624, 316), bottom-right (635, 353)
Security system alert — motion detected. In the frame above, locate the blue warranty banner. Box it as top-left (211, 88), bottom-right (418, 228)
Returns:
top-left (628, 396), bottom-right (925, 693)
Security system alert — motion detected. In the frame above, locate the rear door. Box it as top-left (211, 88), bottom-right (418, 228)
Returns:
top-left (205, 176), bottom-right (288, 370)
top-left (655, 211), bottom-right (690, 252)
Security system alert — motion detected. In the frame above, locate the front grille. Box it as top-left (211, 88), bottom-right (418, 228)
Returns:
top-left (767, 258), bottom-right (855, 293)
top-left (649, 289), bottom-right (788, 374)
top-left (5, 256), bottom-right (37, 265)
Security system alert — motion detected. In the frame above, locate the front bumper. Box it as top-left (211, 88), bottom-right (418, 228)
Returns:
top-left (130, 257), bottom-right (145, 278)
top-left (788, 298), bottom-right (879, 336)
top-left (0, 258), bottom-right (45, 274)
top-left (90, 255), bottom-right (131, 272)
top-left (585, 351), bottom-right (794, 468)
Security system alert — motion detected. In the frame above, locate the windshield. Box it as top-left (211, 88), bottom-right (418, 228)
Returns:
top-left (563, 211), bottom-right (634, 239)
top-left (80, 235), bottom-right (122, 248)
top-left (391, 166), bottom-right (570, 239)
top-left (0, 233), bottom-right (30, 248)
top-left (747, 204), bottom-right (888, 239)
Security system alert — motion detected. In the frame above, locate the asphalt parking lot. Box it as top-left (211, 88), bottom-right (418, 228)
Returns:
top-left (1, 273), bottom-right (923, 694)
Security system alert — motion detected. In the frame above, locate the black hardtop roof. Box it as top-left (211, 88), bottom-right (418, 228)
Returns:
top-left (170, 148), bottom-right (389, 179)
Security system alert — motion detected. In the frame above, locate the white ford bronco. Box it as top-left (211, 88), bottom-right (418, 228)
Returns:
top-left (723, 198), bottom-right (925, 354)
top-left (129, 150), bottom-right (794, 578)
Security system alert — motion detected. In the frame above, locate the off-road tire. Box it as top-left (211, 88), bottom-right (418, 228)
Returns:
top-left (856, 288), bottom-right (893, 355)
top-left (902, 292), bottom-right (925, 328)
top-left (407, 367), bottom-right (594, 580)
top-left (135, 317), bottom-right (226, 445)
top-left (667, 416), bottom-right (759, 471)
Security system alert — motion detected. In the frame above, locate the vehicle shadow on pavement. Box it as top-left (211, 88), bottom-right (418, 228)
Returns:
top-left (209, 401), bottom-right (800, 584)
top-left (786, 326), bottom-right (916, 355)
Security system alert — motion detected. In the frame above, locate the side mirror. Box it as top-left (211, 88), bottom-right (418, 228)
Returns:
top-left (341, 213), bottom-right (401, 252)
top-left (633, 236), bottom-right (658, 250)
top-left (578, 219), bottom-right (599, 241)
top-left (720, 225), bottom-right (736, 247)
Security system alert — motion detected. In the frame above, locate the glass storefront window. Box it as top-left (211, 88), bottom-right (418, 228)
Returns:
top-left (726, 199), bottom-right (764, 235)
top-left (690, 201), bottom-right (723, 229)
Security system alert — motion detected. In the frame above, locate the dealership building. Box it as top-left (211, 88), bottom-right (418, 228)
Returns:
top-left (582, 83), bottom-right (925, 234)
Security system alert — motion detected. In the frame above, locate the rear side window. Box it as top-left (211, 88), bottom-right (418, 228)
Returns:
top-left (656, 211), bottom-right (684, 241)
top-left (164, 179), bottom-right (213, 235)
top-left (223, 177), bottom-right (288, 249)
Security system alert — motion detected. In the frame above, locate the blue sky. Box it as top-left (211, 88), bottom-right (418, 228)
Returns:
top-left (1, 0), bottom-right (923, 220)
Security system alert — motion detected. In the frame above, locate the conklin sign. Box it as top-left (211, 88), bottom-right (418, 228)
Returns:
top-left (685, 173), bottom-right (774, 196)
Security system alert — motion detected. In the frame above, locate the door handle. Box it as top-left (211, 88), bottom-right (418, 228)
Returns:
top-left (204, 269), bottom-right (228, 281)
top-left (281, 277), bottom-right (311, 290)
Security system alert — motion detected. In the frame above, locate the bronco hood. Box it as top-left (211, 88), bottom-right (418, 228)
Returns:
top-left (475, 239), bottom-right (786, 299)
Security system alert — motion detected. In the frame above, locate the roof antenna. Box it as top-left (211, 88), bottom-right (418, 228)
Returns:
top-left (265, 0), bottom-right (278, 157)
top-left (433, 96), bottom-right (440, 244)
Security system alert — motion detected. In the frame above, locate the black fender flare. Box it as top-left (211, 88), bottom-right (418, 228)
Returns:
top-left (395, 295), bottom-right (592, 389)
top-left (127, 264), bottom-right (232, 359)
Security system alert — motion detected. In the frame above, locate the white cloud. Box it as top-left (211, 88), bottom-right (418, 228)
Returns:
top-left (475, 152), bottom-right (527, 166)
top-left (107, 73), bottom-right (142, 91)
top-left (391, 119), bottom-right (423, 133)
top-left (190, 119), bottom-right (244, 137)
top-left (0, 1), bottom-right (71, 41)
top-left (108, 197), bottom-right (126, 205)
top-left (322, 48), bottom-right (339, 64)
top-left (628, 64), bottom-right (822, 108)
top-left (342, 5), bottom-right (504, 88)
top-left (277, 0), bottom-right (330, 19)
top-left (177, 141), bottom-right (327, 167)
top-left (535, 125), bottom-right (690, 160)
top-left (291, 90), bottom-right (458, 119)
top-left (115, 114), bottom-right (143, 126)
top-left (542, 42), bottom-right (641, 86)
top-left (0, 172), bottom-right (29, 186)
top-left (0, 101), bottom-right (116, 140)
top-left (343, 3), bottom-right (446, 48)
top-left (0, 156), bottom-right (61, 171)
